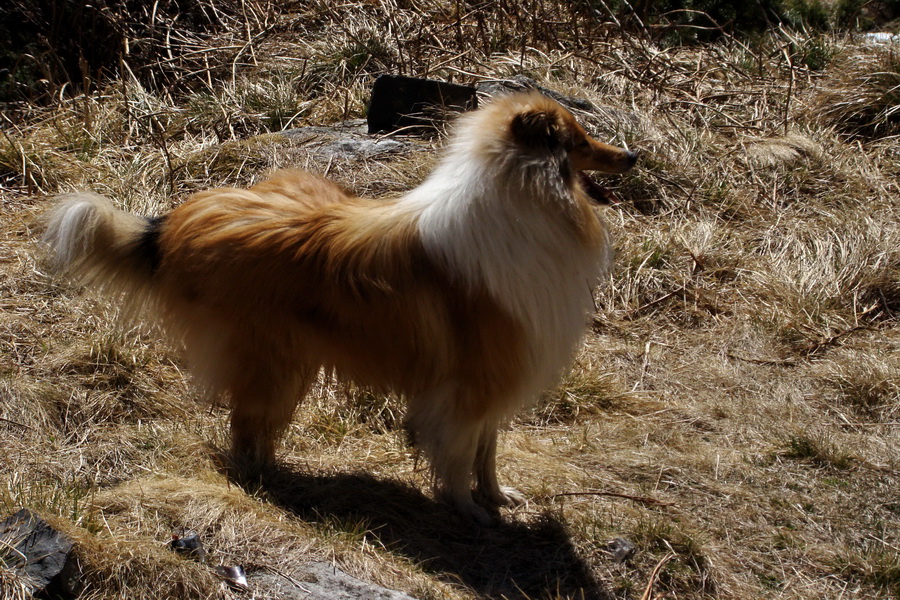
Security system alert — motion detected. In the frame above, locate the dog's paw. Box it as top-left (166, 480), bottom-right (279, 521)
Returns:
top-left (477, 485), bottom-right (526, 507)
top-left (494, 486), bottom-right (526, 507)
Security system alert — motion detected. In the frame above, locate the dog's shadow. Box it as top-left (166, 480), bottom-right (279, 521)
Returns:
top-left (235, 464), bottom-right (612, 600)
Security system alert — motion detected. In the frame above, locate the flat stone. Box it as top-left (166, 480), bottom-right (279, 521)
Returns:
top-left (248, 561), bottom-right (418, 600)
top-left (281, 119), bottom-right (418, 159)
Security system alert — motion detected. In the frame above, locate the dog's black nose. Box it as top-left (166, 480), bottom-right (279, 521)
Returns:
top-left (625, 150), bottom-right (639, 166)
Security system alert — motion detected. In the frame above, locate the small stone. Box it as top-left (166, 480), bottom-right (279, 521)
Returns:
top-left (0, 508), bottom-right (80, 598)
top-left (214, 565), bottom-right (248, 590)
top-left (605, 537), bottom-right (637, 563)
top-left (170, 532), bottom-right (207, 561)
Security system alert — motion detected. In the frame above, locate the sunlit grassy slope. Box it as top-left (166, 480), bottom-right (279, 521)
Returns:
top-left (1, 3), bottom-right (898, 599)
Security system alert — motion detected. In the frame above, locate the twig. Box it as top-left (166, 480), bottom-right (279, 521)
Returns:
top-left (0, 537), bottom-right (28, 562)
top-left (728, 323), bottom-right (876, 366)
top-left (623, 284), bottom-right (690, 321)
top-left (552, 491), bottom-right (674, 507)
top-left (230, 21), bottom-right (280, 86)
top-left (726, 352), bottom-right (797, 367)
top-left (641, 551), bottom-right (677, 600)
top-left (265, 566), bottom-right (313, 594)
top-left (0, 417), bottom-right (33, 431)
top-left (801, 324), bottom-right (873, 357)
top-left (780, 35), bottom-right (795, 135)
top-left (146, 114), bottom-right (178, 196)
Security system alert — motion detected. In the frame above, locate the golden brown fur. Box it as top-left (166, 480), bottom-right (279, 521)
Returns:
top-left (155, 171), bottom-right (527, 462)
top-left (42, 92), bottom-right (637, 525)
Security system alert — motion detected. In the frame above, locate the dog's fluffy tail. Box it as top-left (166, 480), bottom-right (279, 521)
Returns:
top-left (42, 192), bottom-right (161, 308)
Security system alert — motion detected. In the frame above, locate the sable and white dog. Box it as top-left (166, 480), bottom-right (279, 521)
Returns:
top-left (43, 92), bottom-right (636, 525)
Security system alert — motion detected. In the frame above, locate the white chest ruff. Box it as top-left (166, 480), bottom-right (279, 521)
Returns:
top-left (404, 159), bottom-right (612, 399)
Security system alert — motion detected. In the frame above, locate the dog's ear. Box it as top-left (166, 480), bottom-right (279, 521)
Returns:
top-left (511, 109), bottom-right (560, 149)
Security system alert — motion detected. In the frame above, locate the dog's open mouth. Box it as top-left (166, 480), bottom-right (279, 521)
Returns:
top-left (579, 172), bottom-right (619, 205)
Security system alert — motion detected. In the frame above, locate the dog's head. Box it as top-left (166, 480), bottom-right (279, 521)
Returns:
top-left (449, 92), bottom-right (636, 205)
top-left (508, 96), bottom-right (638, 175)
top-left (479, 92), bottom-right (637, 204)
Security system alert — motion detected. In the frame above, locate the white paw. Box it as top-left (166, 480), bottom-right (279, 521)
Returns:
top-left (478, 485), bottom-right (526, 507)
top-left (495, 486), bottom-right (526, 507)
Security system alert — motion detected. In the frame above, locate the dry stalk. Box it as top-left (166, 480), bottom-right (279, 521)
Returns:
top-left (640, 551), bottom-right (677, 600)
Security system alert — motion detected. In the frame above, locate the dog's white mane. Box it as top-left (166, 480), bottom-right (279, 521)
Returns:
top-left (398, 109), bottom-right (613, 400)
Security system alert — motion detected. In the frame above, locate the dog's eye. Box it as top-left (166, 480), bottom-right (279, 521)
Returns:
top-left (577, 139), bottom-right (590, 148)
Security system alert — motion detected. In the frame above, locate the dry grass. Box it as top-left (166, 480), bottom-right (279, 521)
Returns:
top-left (1, 5), bottom-right (899, 600)
top-left (815, 45), bottom-right (900, 138)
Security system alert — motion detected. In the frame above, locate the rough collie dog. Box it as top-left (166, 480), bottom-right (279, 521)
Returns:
top-left (42, 92), bottom-right (637, 525)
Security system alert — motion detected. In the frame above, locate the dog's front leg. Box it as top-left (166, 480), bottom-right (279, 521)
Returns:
top-left (474, 426), bottom-right (525, 508)
top-left (406, 384), bottom-right (495, 526)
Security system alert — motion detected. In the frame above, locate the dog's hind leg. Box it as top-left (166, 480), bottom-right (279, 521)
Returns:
top-left (174, 311), bottom-right (311, 465)
top-left (220, 331), bottom-right (315, 466)
top-left (229, 363), bottom-right (314, 466)
top-left (474, 426), bottom-right (525, 507)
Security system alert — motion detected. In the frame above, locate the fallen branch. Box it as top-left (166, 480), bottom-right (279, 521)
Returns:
top-left (552, 491), bottom-right (674, 507)
top-left (622, 285), bottom-right (690, 321)
top-left (727, 322), bottom-right (878, 366)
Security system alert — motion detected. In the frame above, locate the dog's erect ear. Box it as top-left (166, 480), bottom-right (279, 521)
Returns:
top-left (511, 110), bottom-right (560, 149)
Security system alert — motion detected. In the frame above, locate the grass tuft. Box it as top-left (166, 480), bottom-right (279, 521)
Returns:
top-left (780, 431), bottom-right (856, 470)
top-left (532, 369), bottom-right (631, 426)
top-left (815, 47), bottom-right (900, 139)
top-left (819, 356), bottom-right (900, 419)
top-left (830, 546), bottom-right (900, 596)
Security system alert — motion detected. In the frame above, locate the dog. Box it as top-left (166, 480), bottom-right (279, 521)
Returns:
top-left (42, 91), bottom-right (637, 525)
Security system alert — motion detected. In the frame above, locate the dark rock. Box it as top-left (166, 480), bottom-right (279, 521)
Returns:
top-left (248, 561), bottom-right (419, 600)
top-left (0, 508), bottom-right (80, 598)
top-left (605, 537), bottom-right (637, 563)
top-left (367, 74), bottom-right (477, 134)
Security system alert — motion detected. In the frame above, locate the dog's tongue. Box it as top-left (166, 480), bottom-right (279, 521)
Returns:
top-left (579, 172), bottom-right (619, 204)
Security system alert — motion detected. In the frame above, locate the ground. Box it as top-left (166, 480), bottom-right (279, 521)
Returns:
top-left (1, 4), bottom-right (898, 599)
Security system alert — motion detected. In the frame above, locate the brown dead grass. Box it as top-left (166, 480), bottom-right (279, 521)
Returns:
top-left (1, 8), bottom-right (899, 600)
